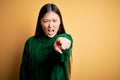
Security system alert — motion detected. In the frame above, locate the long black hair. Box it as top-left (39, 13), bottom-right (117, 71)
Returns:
top-left (35, 3), bottom-right (66, 37)
top-left (34, 3), bottom-right (72, 79)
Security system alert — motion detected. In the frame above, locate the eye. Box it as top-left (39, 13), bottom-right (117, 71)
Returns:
top-left (42, 19), bottom-right (49, 23)
top-left (53, 20), bottom-right (57, 23)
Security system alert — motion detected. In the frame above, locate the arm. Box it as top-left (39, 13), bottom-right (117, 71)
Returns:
top-left (20, 41), bottom-right (29, 80)
top-left (54, 33), bottom-right (73, 62)
top-left (50, 34), bottom-right (73, 80)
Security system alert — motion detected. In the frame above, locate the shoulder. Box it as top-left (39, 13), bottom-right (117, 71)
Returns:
top-left (57, 33), bottom-right (73, 41)
top-left (26, 36), bottom-right (35, 42)
top-left (24, 36), bottom-right (37, 45)
top-left (57, 33), bottom-right (72, 37)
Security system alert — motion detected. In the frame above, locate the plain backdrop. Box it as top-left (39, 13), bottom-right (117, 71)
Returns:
top-left (0, 0), bottom-right (120, 80)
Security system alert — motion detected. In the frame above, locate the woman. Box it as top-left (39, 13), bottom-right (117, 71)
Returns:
top-left (20, 3), bottom-right (73, 80)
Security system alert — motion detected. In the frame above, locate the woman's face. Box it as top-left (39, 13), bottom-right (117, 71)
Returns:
top-left (41, 11), bottom-right (60, 38)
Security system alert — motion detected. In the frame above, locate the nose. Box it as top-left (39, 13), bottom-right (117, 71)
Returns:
top-left (48, 21), bottom-right (53, 28)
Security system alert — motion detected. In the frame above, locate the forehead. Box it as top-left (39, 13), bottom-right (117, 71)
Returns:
top-left (42, 11), bottom-right (60, 19)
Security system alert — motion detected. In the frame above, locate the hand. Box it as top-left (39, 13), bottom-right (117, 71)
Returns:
top-left (54, 37), bottom-right (71, 54)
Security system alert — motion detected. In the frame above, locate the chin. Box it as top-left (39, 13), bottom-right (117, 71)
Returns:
top-left (47, 35), bottom-right (54, 38)
top-left (47, 34), bottom-right (56, 38)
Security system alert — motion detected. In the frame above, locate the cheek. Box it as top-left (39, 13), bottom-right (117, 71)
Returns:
top-left (41, 26), bottom-right (47, 34)
top-left (41, 23), bottom-right (47, 30)
top-left (55, 22), bottom-right (60, 29)
top-left (54, 25), bottom-right (59, 32)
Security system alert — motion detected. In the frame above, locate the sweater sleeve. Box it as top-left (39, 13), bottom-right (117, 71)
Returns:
top-left (56, 33), bottom-right (73, 62)
top-left (50, 34), bottom-right (73, 80)
top-left (20, 40), bottom-right (29, 80)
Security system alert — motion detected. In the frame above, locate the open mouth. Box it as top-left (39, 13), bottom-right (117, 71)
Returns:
top-left (48, 29), bottom-right (54, 32)
top-left (47, 29), bottom-right (55, 35)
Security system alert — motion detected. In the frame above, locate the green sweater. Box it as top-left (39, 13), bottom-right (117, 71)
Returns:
top-left (20, 33), bottom-right (73, 80)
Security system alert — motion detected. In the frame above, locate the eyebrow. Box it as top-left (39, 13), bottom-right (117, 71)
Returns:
top-left (42, 18), bottom-right (59, 20)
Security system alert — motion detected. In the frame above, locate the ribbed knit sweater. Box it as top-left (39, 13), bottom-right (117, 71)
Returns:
top-left (20, 33), bottom-right (73, 80)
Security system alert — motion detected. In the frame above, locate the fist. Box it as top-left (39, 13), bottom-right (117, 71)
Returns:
top-left (54, 37), bottom-right (71, 54)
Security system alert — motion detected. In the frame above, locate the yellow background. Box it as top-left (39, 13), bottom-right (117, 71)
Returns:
top-left (0, 0), bottom-right (120, 80)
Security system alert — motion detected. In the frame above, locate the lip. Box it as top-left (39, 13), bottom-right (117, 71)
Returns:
top-left (47, 29), bottom-right (54, 35)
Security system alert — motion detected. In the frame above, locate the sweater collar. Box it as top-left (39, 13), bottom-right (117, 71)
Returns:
top-left (38, 35), bottom-right (57, 43)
